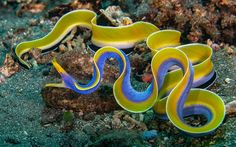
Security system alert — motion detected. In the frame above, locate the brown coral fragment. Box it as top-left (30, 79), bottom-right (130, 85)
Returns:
top-left (110, 111), bottom-right (147, 130)
top-left (224, 44), bottom-right (235, 55)
top-left (123, 115), bottom-right (147, 131)
top-left (147, 0), bottom-right (236, 44)
top-left (27, 3), bottom-right (45, 14)
top-left (47, 1), bottom-right (94, 18)
top-left (226, 100), bottom-right (236, 117)
top-left (42, 87), bottom-right (121, 114)
top-left (28, 48), bottom-right (57, 65)
top-left (207, 39), bottom-right (221, 51)
top-left (0, 54), bottom-right (20, 78)
top-left (99, 6), bottom-right (133, 26)
top-left (16, 3), bottom-right (45, 16)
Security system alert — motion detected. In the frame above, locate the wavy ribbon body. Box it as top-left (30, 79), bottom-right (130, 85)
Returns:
top-left (15, 10), bottom-right (158, 68)
top-left (15, 10), bottom-right (225, 136)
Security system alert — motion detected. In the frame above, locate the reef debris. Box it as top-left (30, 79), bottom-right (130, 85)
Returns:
top-left (42, 82), bottom-right (121, 114)
top-left (29, 48), bottom-right (57, 65)
top-left (99, 6), bottom-right (133, 26)
top-left (47, 0), bottom-right (94, 18)
top-left (0, 54), bottom-right (20, 78)
top-left (0, 75), bottom-right (6, 84)
top-left (142, 130), bottom-right (158, 141)
top-left (145, 0), bottom-right (236, 44)
top-left (226, 100), bottom-right (236, 117)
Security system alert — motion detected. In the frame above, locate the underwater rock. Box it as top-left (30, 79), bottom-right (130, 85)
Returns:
top-left (224, 78), bottom-right (232, 84)
top-left (16, 2), bottom-right (45, 16)
top-left (0, 75), bottom-right (6, 84)
top-left (207, 39), bottom-right (235, 54)
top-left (110, 111), bottom-right (149, 130)
top-left (224, 44), bottom-right (235, 55)
top-left (24, 3), bottom-right (45, 13)
top-left (146, 0), bottom-right (236, 44)
top-left (123, 115), bottom-right (147, 131)
top-left (111, 114), bottom-right (122, 129)
top-left (99, 6), bottom-right (133, 26)
top-left (207, 39), bottom-right (221, 51)
top-left (69, 0), bottom-right (93, 10)
top-left (142, 130), bottom-right (158, 140)
top-left (226, 100), bottom-right (236, 116)
top-left (47, 0), bottom-right (94, 18)
top-left (42, 87), bottom-right (121, 114)
top-left (112, 111), bottom-right (126, 128)
top-left (28, 48), bottom-right (57, 65)
top-left (0, 54), bottom-right (20, 78)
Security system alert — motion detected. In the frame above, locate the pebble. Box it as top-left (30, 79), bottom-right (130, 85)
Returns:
top-left (111, 117), bottom-right (121, 129)
top-left (164, 137), bottom-right (169, 142)
top-left (226, 46), bottom-right (234, 55)
top-left (226, 100), bottom-right (236, 115)
top-left (142, 130), bottom-right (158, 140)
top-left (211, 43), bottom-right (221, 51)
top-left (100, 6), bottom-right (133, 26)
top-left (23, 131), bottom-right (28, 136)
top-left (0, 54), bottom-right (20, 78)
top-left (225, 78), bottom-right (232, 84)
top-left (139, 113), bottom-right (144, 122)
top-left (0, 74), bottom-right (6, 84)
top-left (29, 19), bottom-right (38, 26)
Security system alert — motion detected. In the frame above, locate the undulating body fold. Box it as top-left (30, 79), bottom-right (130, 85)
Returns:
top-left (14, 10), bottom-right (225, 136)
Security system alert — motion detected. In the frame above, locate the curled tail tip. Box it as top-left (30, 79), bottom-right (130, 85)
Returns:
top-left (51, 58), bottom-right (57, 65)
top-left (51, 58), bottom-right (67, 74)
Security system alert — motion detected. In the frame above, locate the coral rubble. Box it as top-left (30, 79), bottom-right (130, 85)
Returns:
top-left (146, 0), bottom-right (236, 44)
top-left (0, 54), bottom-right (20, 78)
